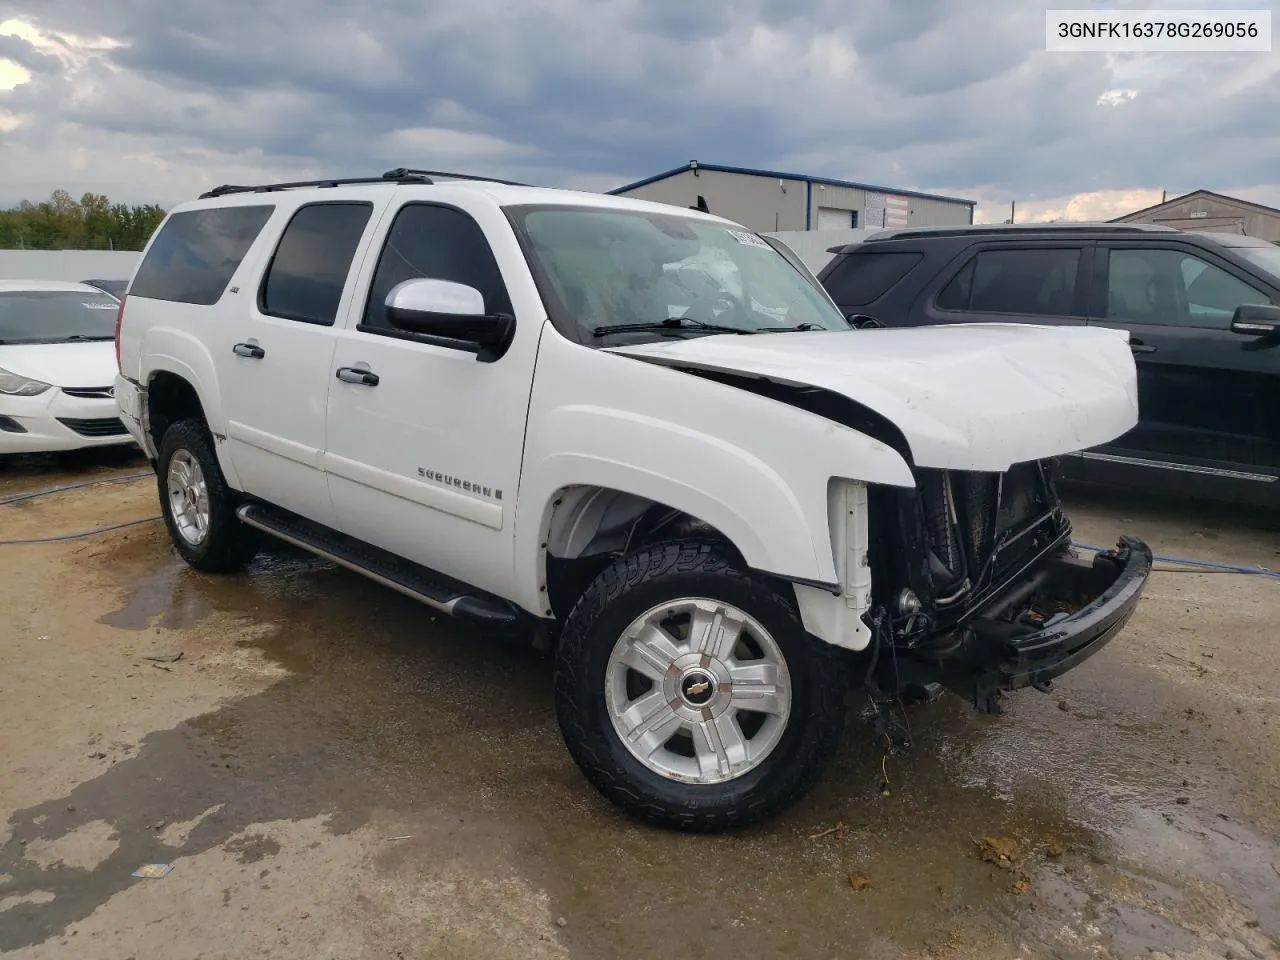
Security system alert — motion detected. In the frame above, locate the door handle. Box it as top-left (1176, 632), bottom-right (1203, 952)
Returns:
top-left (1129, 340), bottom-right (1157, 354)
top-left (232, 342), bottom-right (265, 359)
top-left (336, 366), bottom-right (379, 386)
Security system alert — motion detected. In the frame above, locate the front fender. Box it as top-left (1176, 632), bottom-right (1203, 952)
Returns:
top-left (511, 332), bottom-right (916, 617)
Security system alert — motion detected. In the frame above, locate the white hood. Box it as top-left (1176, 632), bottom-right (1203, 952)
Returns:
top-left (0, 341), bottom-right (118, 389)
top-left (608, 323), bottom-right (1139, 472)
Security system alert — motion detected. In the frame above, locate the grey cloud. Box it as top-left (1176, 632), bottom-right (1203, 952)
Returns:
top-left (0, 33), bottom-right (59, 73)
top-left (1, 0), bottom-right (1277, 212)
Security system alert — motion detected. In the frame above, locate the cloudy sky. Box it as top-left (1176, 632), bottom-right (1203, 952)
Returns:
top-left (0, 0), bottom-right (1276, 223)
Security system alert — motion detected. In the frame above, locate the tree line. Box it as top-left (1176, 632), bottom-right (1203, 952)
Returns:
top-left (0, 190), bottom-right (167, 251)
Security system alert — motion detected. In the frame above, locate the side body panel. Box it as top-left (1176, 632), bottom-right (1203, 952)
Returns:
top-left (322, 188), bottom-right (548, 602)
top-left (511, 326), bottom-right (916, 619)
top-left (219, 198), bottom-right (391, 527)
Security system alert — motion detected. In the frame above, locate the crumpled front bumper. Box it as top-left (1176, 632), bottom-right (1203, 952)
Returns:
top-left (996, 535), bottom-right (1153, 691)
top-left (930, 535), bottom-right (1154, 714)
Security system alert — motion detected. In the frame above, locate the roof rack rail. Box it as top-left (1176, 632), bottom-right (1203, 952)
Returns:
top-left (198, 167), bottom-right (531, 200)
top-left (861, 222), bottom-right (1180, 242)
top-left (381, 167), bottom-right (531, 186)
top-left (199, 171), bottom-right (435, 199)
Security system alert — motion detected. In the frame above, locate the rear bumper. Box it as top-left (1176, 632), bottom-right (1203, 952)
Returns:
top-left (112, 374), bottom-right (154, 459)
top-left (996, 535), bottom-right (1152, 690)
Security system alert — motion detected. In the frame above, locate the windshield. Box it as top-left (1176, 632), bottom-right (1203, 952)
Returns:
top-left (0, 290), bottom-right (120, 344)
top-left (1237, 245), bottom-right (1280, 283)
top-left (510, 206), bottom-right (850, 341)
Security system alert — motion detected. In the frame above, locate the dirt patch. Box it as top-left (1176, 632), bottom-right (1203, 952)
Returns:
top-left (223, 833), bottom-right (282, 865)
top-left (2, 455), bottom-right (1279, 959)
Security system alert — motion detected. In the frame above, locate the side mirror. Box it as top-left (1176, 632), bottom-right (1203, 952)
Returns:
top-left (385, 278), bottom-right (514, 358)
top-left (846, 313), bottom-right (883, 329)
top-left (1230, 302), bottom-right (1280, 337)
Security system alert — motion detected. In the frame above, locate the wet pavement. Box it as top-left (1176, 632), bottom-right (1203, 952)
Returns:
top-left (1, 451), bottom-right (1278, 959)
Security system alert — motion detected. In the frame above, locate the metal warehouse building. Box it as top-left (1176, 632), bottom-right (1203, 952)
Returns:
top-left (1110, 189), bottom-right (1280, 243)
top-left (608, 161), bottom-right (976, 234)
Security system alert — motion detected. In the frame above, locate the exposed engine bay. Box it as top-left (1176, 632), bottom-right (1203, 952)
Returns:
top-left (866, 458), bottom-right (1151, 714)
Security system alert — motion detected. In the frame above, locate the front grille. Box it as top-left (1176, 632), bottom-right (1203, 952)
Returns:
top-left (915, 462), bottom-right (1061, 601)
top-left (57, 416), bottom-right (128, 438)
top-left (61, 386), bottom-right (114, 399)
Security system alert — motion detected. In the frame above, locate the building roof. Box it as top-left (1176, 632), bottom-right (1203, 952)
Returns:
top-left (1110, 189), bottom-right (1280, 222)
top-left (607, 161), bottom-right (977, 208)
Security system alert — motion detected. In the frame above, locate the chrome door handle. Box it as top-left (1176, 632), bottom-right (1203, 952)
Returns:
top-left (336, 366), bottom-right (379, 386)
top-left (233, 342), bottom-right (265, 359)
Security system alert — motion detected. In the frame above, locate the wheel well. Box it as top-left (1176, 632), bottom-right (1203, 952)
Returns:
top-left (543, 486), bottom-right (746, 621)
top-left (146, 372), bottom-right (206, 449)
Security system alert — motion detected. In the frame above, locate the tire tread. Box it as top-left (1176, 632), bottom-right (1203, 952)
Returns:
top-left (157, 419), bottom-right (259, 573)
top-left (554, 539), bottom-right (846, 832)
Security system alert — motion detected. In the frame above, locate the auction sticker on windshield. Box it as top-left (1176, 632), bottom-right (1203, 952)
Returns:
top-left (728, 230), bottom-right (772, 250)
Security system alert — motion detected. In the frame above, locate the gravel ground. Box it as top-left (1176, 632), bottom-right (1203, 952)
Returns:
top-left (1, 449), bottom-right (1278, 960)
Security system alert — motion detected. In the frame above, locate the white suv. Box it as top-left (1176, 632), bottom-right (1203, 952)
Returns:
top-left (114, 168), bottom-right (1152, 831)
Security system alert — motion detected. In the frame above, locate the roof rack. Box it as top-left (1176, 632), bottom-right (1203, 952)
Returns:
top-left (860, 222), bottom-right (1180, 243)
top-left (382, 167), bottom-right (531, 187)
top-left (198, 167), bottom-right (530, 200)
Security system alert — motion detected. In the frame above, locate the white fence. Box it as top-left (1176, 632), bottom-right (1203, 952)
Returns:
top-left (763, 228), bottom-right (879, 275)
top-left (0, 250), bottom-right (140, 282)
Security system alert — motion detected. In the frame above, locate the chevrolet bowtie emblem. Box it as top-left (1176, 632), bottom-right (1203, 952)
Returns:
top-left (685, 680), bottom-right (711, 696)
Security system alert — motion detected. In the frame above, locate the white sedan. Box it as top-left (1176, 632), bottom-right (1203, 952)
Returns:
top-left (0, 279), bottom-right (137, 455)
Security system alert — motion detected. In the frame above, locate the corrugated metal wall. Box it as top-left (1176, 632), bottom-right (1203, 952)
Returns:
top-left (808, 189), bottom-right (971, 229)
top-left (614, 170), bottom-right (973, 232)
top-left (615, 169), bottom-right (808, 232)
top-left (1115, 194), bottom-right (1280, 243)
top-left (809, 183), bottom-right (867, 227)
top-left (904, 195), bottom-right (975, 227)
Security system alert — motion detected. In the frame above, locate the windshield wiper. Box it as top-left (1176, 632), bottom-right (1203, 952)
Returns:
top-left (752, 322), bottom-right (823, 332)
top-left (592, 317), bottom-right (752, 338)
top-left (64, 335), bottom-right (114, 342)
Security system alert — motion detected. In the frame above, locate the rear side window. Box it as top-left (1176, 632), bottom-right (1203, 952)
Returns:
top-left (361, 203), bottom-right (512, 331)
top-left (822, 251), bottom-right (924, 306)
top-left (259, 202), bottom-right (373, 325)
top-left (130, 205), bottom-right (275, 306)
top-left (937, 247), bottom-right (1081, 316)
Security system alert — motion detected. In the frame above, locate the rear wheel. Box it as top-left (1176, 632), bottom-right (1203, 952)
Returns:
top-left (554, 540), bottom-right (847, 832)
top-left (157, 419), bottom-right (259, 572)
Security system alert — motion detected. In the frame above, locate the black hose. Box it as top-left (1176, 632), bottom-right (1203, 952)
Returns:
top-left (0, 470), bottom-right (154, 507)
top-left (1072, 541), bottom-right (1279, 580)
top-left (0, 470), bottom-right (158, 545)
top-left (0, 517), bottom-right (160, 545)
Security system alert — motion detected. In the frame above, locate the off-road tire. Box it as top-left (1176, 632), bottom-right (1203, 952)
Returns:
top-left (157, 419), bottom-right (259, 572)
top-left (554, 539), bottom-right (847, 832)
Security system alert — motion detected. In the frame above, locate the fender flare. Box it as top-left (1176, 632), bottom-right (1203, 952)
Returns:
top-left (141, 330), bottom-right (242, 489)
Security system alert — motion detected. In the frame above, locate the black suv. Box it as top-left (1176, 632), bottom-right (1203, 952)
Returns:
top-left (817, 223), bottom-right (1280, 507)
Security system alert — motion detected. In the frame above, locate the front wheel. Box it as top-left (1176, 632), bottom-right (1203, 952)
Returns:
top-left (554, 540), bottom-right (847, 832)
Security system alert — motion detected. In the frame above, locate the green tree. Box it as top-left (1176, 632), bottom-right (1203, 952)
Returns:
top-left (0, 190), bottom-right (167, 250)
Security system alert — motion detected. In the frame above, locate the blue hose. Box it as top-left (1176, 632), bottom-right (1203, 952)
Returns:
top-left (1072, 541), bottom-right (1280, 580)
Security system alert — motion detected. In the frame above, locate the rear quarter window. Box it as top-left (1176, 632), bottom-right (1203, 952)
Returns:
top-left (130, 205), bottom-right (276, 306)
top-left (821, 251), bottom-right (924, 307)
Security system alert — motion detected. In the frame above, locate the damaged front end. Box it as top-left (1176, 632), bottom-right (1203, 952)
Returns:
top-left (865, 459), bottom-right (1152, 714)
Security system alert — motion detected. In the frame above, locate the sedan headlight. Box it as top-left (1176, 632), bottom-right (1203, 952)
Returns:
top-left (0, 367), bottom-right (52, 396)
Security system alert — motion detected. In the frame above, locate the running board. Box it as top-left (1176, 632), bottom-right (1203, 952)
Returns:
top-left (236, 503), bottom-right (523, 627)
